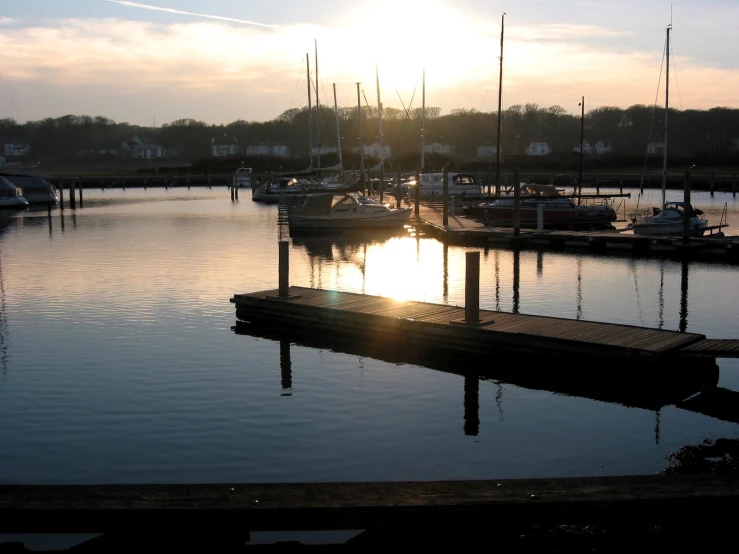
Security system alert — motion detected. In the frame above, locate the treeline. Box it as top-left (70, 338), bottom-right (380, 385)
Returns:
top-left (1, 104), bottom-right (738, 171)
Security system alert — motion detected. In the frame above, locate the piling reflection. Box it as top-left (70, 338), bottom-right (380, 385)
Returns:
top-left (233, 320), bottom-right (719, 437)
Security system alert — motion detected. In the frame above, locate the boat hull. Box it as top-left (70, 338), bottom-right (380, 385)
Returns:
top-left (463, 206), bottom-right (617, 230)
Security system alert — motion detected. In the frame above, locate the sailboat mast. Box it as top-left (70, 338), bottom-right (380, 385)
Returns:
top-left (662, 25), bottom-right (670, 208)
top-left (315, 40), bottom-right (321, 176)
top-left (494, 13), bottom-right (505, 196)
top-left (356, 82), bottom-right (364, 178)
top-left (420, 67), bottom-right (426, 172)
top-left (306, 53), bottom-right (313, 169)
top-left (376, 64), bottom-right (384, 169)
top-left (333, 83), bottom-right (343, 168)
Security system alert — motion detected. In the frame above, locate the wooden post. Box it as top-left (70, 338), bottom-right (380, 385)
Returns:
top-left (683, 168), bottom-right (691, 245)
top-left (464, 251), bottom-right (480, 324)
top-left (59, 180), bottom-right (64, 210)
top-left (395, 171), bottom-right (401, 208)
top-left (279, 240), bottom-right (289, 297)
top-left (537, 203), bottom-right (544, 231)
top-left (414, 167), bottom-right (420, 218)
top-left (733, 173), bottom-right (736, 197)
top-left (442, 164), bottom-right (449, 226)
top-left (235, 187), bottom-right (239, 200)
top-left (230, 187), bottom-right (235, 201)
top-left (379, 165), bottom-right (385, 202)
top-left (710, 171), bottom-right (715, 197)
top-left (513, 166), bottom-right (521, 237)
top-left (69, 180), bottom-right (76, 210)
top-left (79, 185), bottom-right (83, 208)
top-left (620, 172), bottom-right (623, 195)
top-left (596, 173), bottom-right (600, 195)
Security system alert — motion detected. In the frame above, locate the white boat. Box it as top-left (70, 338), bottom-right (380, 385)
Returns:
top-left (289, 192), bottom-right (412, 231)
top-left (630, 26), bottom-right (709, 237)
top-left (232, 164), bottom-right (253, 188)
top-left (0, 176), bottom-right (29, 209)
top-left (396, 172), bottom-right (486, 200)
top-left (0, 173), bottom-right (59, 204)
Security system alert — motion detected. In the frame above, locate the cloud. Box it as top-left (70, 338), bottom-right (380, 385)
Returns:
top-left (0, 17), bottom-right (15, 25)
top-left (103, 0), bottom-right (278, 28)
top-left (513, 24), bottom-right (634, 41)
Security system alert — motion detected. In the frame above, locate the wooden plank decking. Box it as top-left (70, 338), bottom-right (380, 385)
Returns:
top-left (231, 286), bottom-right (730, 362)
top-left (3, 473), bottom-right (739, 533)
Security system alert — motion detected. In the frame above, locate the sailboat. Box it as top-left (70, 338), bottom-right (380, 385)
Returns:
top-left (630, 25), bottom-right (708, 237)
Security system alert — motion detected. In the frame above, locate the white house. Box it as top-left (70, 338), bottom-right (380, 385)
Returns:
top-left (476, 144), bottom-right (503, 158)
top-left (310, 146), bottom-right (340, 156)
top-left (424, 142), bottom-right (454, 155)
top-left (575, 140), bottom-right (612, 155)
top-left (355, 142), bottom-right (391, 159)
top-left (525, 142), bottom-right (552, 156)
top-left (130, 134), bottom-right (164, 159)
top-left (212, 135), bottom-right (241, 157)
top-left (3, 142), bottom-right (31, 157)
top-left (245, 144), bottom-right (290, 157)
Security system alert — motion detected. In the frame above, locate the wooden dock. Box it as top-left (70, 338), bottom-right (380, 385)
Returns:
top-left (412, 204), bottom-right (738, 262)
top-left (231, 287), bottom-right (739, 363)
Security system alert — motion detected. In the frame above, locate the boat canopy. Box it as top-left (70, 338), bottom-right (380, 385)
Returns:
top-left (521, 184), bottom-right (562, 197)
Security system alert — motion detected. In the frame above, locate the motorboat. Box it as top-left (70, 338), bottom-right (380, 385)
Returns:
top-left (252, 176), bottom-right (314, 205)
top-left (232, 164), bottom-right (253, 188)
top-left (394, 172), bottom-right (486, 200)
top-left (288, 192), bottom-right (412, 231)
top-left (0, 173), bottom-right (59, 204)
top-left (462, 183), bottom-right (617, 230)
top-left (0, 176), bottom-right (29, 209)
top-left (629, 201), bottom-right (708, 237)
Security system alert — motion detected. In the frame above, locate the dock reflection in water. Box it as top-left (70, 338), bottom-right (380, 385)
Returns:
top-left (233, 320), bottom-right (720, 440)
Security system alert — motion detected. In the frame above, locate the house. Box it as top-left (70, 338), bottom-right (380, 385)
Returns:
top-left (424, 142), bottom-right (454, 156)
top-left (525, 142), bottom-right (551, 156)
top-left (354, 142), bottom-right (391, 159)
top-left (311, 146), bottom-right (340, 156)
top-left (476, 143), bottom-right (503, 158)
top-left (245, 144), bottom-right (291, 157)
top-left (575, 140), bottom-right (612, 155)
top-left (212, 135), bottom-right (241, 157)
top-left (3, 142), bottom-right (31, 157)
top-left (129, 134), bottom-right (164, 159)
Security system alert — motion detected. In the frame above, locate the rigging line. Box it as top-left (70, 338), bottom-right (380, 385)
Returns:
top-left (636, 34), bottom-right (668, 212)
top-left (669, 37), bottom-right (683, 110)
top-left (394, 82), bottom-right (418, 159)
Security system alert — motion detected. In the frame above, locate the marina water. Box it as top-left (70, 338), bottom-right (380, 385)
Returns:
top-left (1, 185), bottom-right (738, 491)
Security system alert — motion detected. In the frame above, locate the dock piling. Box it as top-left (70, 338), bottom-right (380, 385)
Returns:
top-left (537, 204), bottom-right (544, 231)
top-left (414, 167), bottom-right (420, 218)
top-left (69, 181), bottom-right (76, 210)
top-left (442, 164), bottom-right (449, 226)
top-left (513, 166), bottom-right (521, 237)
top-left (279, 240), bottom-right (289, 297)
top-left (464, 251), bottom-right (480, 324)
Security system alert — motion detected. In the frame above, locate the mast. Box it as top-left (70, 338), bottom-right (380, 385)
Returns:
top-left (333, 83), bottom-right (343, 169)
top-left (420, 66), bottom-right (426, 172)
top-left (662, 25), bottom-right (670, 208)
top-left (356, 82), bottom-right (364, 182)
top-left (376, 64), bottom-right (384, 169)
top-left (306, 53), bottom-right (313, 169)
top-left (494, 13), bottom-right (506, 196)
top-left (315, 39), bottom-right (321, 177)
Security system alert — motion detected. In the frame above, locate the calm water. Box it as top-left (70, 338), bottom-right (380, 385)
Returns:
top-left (1, 185), bottom-right (738, 488)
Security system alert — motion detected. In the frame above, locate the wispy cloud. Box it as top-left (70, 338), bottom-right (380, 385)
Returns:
top-left (0, 17), bottom-right (15, 25)
top-left (103, 0), bottom-right (278, 28)
top-left (514, 24), bottom-right (634, 41)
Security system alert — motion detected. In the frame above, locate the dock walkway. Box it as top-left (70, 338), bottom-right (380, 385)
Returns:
top-left (231, 286), bottom-right (739, 362)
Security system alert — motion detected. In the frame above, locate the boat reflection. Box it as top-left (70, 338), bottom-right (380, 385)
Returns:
top-left (233, 320), bottom-right (719, 435)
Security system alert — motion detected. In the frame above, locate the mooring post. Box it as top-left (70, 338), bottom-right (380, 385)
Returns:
top-left (58, 179), bottom-right (64, 210)
top-left (465, 251), bottom-right (480, 324)
top-left (69, 180), bottom-right (76, 210)
top-left (683, 167), bottom-right (691, 245)
top-left (596, 173), bottom-right (600, 195)
top-left (537, 203), bottom-right (544, 231)
top-left (620, 173), bottom-right (624, 195)
top-left (279, 240), bottom-right (289, 297)
top-left (395, 171), bottom-right (401, 208)
top-left (379, 165), bottom-right (384, 202)
top-left (733, 173), bottom-right (736, 197)
top-left (442, 164), bottom-right (449, 226)
top-left (513, 166), bottom-right (521, 237)
top-left (230, 187), bottom-right (235, 201)
top-left (79, 185), bottom-right (83, 208)
top-left (710, 171), bottom-right (715, 197)
top-left (450, 195), bottom-right (456, 217)
top-left (414, 167), bottom-right (420, 218)
top-left (235, 187), bottom-right (239, 200)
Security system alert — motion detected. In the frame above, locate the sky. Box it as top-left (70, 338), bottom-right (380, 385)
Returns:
top-left (0, 0), bottom-right (737, 126)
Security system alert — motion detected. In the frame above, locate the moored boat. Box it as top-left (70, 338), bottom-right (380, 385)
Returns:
top-left (0, 173), bottom-right (59, 204)
top-left (462, 183), bottom-right (617, 230)
top-left (232, 164), bottom-right (253, 188)
top-left (394, 172), bottom-right (486, 200)
top-left (0, 176), bottom-right (29, 209)
top-left (289, 192), bottom-right (412, 232)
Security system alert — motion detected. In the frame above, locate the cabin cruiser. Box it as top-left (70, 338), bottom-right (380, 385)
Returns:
top-left (462, 183), bottom-right (617, 230)
top-left (395, 172), bottom-right (486, 200)
top-left (289, 192), bottom-right (412, 231)
top-left (629, 201), bottom-right (708, 237)
top-left (0, 173), bottom-right (59, 204)
top-left (232, 164), bottom-right (253, 188)
top-left (0, 176), bottom-right (29, 209)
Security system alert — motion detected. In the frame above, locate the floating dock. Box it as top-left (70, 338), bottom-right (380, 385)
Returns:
top-left (230, 286), bottom-right (739, 364)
